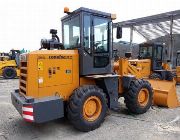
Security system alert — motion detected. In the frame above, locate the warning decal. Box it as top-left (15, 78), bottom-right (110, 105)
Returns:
top-left (38, 61), bottom-right (43, 70)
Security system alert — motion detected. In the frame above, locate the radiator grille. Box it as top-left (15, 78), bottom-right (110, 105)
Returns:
top-left (20, 62), bottom-right (27, 95)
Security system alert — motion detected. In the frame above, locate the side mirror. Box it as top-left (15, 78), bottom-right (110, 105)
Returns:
top-left (116, 26), bottom-right (122, 39)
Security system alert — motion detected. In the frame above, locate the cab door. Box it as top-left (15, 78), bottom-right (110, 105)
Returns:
top-left (79, 14), bottom-right (112, 75)
top-left (92, 17), bottom-right (110, 68)
top-left (152, 45), bottom-right (163, 70)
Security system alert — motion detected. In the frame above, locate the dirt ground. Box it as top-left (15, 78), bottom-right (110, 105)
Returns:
top-left (0, 78), bottom-right (180, 140)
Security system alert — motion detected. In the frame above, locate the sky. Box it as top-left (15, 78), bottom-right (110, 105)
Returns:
top-left (0, 0), bottom-right (180, 52)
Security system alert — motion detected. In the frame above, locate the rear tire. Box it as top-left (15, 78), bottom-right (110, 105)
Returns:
top-left (2, 67), bottom-right (16, 79)
top-left (67, 85), bottom-right (107, 132)
top-left (124, 79), bottom-right (153, 114)
top-left (149, 73), bottom-right (162, 80)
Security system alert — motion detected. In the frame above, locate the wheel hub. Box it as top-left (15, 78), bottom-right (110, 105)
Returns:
top-left (138, 88), bottom-right (149, 107)
top-left (83, 96), bottom-right (102, 122)
top-left (84, 100), bottom-right (96, 116)
top-left (7, 70), bottom-right (13, 76)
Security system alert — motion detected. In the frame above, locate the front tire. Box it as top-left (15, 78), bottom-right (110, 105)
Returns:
top-left (67, 85), bottom-right (107, 132)
top-left (2, 67), bottom-right (17, 79)
top-left (124, 79), bottom-right (153, 114)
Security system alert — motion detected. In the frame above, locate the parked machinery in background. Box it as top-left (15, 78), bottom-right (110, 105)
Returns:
top-left (123, 43), bottom-right (174, 80)
top-left (0, 49), bottom-right (20, 79)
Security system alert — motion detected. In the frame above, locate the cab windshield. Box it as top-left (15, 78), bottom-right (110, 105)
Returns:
top-left (63, 16), bottom-right (80, 49)
top-left (139, 46), bottom-right (153, 59)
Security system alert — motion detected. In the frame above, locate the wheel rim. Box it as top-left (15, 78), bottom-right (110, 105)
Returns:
top-left (83, 96), bottom-right (102, 122)
top-left (6, 70), bottom-right (13, 77)
top-left (138, 88), bottom-right (149, 107)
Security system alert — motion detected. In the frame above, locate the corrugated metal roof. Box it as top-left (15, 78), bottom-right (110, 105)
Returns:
top-left (114, 10), bottom-right (180, 40)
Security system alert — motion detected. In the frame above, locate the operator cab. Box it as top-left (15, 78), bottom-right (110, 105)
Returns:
top-left (9, 49), bottom-right (20, 67)
top-left (139, 43), bottom-right (163, 70)
top-left (9, 50), bottom-right (20, 60)
top-left (61, 7), bottom-right (115, 75)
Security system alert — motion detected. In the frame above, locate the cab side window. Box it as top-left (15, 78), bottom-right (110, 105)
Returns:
top-left (63, 16), bottom-right (80, 49)
top-left (93, 18), bottom-right (108, 53)
top-left (154, 46), bottom-right (162, 60)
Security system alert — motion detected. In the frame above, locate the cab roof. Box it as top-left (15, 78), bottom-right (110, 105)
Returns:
top-left (61, 7), bottom-right (111, 21)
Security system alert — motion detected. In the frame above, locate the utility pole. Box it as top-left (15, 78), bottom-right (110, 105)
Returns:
top-left (130, 26), bottom-right (134, 52)
top-left (170, 15), bottom-right (174, 68)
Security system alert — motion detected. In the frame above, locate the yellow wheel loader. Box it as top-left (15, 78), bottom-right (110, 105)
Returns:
top-left (0, 52), bottom-right (9, 57)
top-left (0, 50), bottom-right (20, 79)
top-left (124, 42), bottom-right (174, 80)
top-left (11, 7), bottom-right (179, 132)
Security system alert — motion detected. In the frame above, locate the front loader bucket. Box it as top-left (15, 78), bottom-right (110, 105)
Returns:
top-left (148, 79), bottom-right (180, 108)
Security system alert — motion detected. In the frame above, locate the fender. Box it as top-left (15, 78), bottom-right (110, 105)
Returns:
top-left (122, 75), bottom-right (136, 90)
